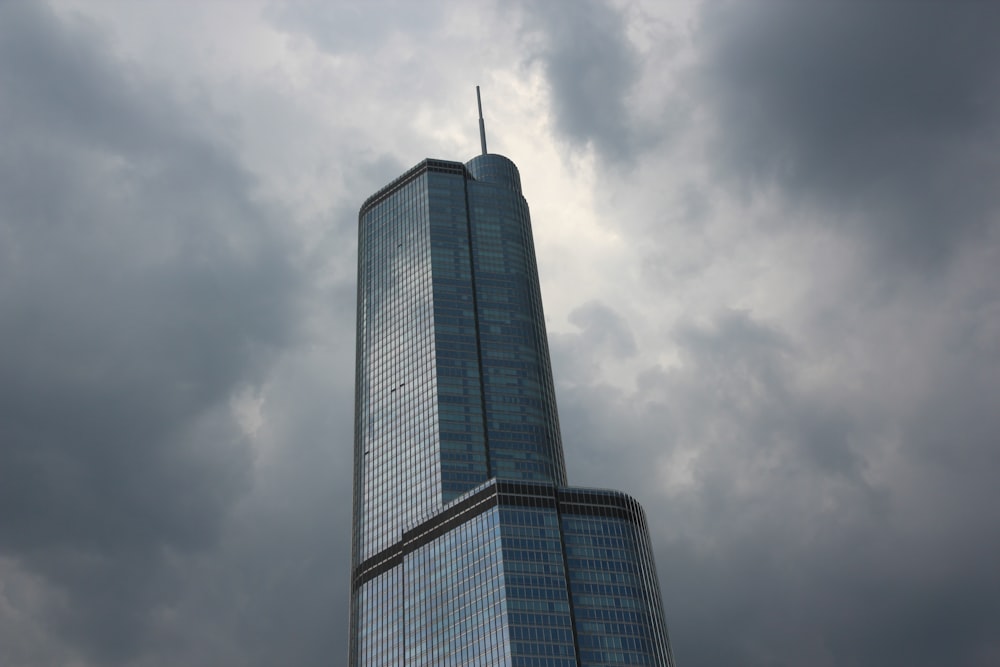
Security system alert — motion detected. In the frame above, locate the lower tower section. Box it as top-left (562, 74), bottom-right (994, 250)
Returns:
top-left (350, 480), bottom-right (675, 667)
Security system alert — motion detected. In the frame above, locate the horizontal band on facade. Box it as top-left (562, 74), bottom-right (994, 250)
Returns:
top-left (351, 479), bottom-right (650, 591)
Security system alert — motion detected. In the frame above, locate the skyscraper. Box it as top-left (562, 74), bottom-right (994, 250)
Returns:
top-left (350, 89), bottom-right (675, 666)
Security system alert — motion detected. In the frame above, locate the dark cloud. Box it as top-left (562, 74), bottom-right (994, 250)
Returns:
top-left (551, 300), bottom-right (638, 385)
top-left (570, 300), bottom-right (639, 358)
top-left (553, 303), bottom-right (1000, 667)
top-left (696, 0), bottom-right (1000, 267)
top-left (4, 1), bottom-right (999, 666)
top-left (265, 0), bottom-right (461, 111)
top-left (130, 337), bottom-right (356, 667)
top-left (268, 0), bottom-right (445, 54)
top-left (0, 2), bottom-right (298, 662)
top-left (518, 0), bottom-right (648, 162)
top-left (557, 309), bottom-right (870, 491)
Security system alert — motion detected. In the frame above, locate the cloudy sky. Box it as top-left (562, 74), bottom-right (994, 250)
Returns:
top-left (2, 0), bottom-right (999, 665)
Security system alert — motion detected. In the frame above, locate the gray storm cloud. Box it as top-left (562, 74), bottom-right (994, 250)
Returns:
top-left (1, 1), bottom-right (998, 666)
top-left (0, 2), bottom-right (298, 662)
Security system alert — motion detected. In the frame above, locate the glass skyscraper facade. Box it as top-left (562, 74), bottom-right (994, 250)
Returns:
top-left (351, 151), bottom-right (675, 666)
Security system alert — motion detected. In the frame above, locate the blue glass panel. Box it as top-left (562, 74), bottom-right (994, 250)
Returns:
top-left (350, 156), bottom-right (673, 666)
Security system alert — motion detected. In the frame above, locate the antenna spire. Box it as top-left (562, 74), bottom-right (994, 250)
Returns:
top-left (476, 85), bottom-right (488, 155)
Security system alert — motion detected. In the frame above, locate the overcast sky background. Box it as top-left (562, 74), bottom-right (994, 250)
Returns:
top-left (1, 1), bottom-right (999, 665)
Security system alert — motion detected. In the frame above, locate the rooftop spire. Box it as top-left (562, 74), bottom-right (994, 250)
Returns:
top-left (476, 85), bottom-right (488, 155)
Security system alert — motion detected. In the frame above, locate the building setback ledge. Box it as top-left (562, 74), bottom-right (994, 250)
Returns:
top-left (351, 479), bottom-right (651, 591)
